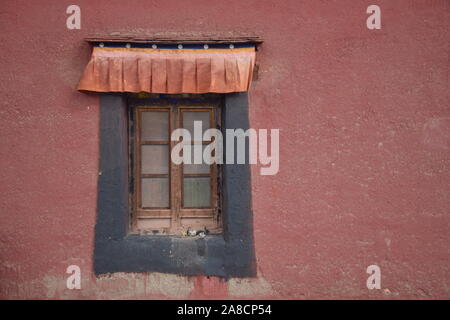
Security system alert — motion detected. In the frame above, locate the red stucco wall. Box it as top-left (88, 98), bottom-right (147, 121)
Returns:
top-left (0, 0), bottom-right (448, 299)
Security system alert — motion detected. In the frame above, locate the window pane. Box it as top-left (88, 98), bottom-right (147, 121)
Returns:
top-left (184, 144), bottom-right (210, 174)
top-left (183, 111), bottom-right (210, 137)
top-left (141, 111), bottom-right (168, 141)
top-left (141, 145), bottom-right (168, 174)
top-left (141, 178), bottom-right (169, 207)
top-left (183, 177), bottom-right (211, 207)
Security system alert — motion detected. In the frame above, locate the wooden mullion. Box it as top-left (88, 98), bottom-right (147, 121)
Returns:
top-left (183, 173), bottom-right (211, 177)
top-left (137, 209), bottom-right (172, 216)
top-left (171, 105), bottom-right (181, 233)
top-left (141, 173), bottom-right (169, 178)
top-left (140, 141), bottom-right (169, 145)
top-left (182, 206), bottom-right (213, 209)
top-left (180, 215), bottom-right (216, 219)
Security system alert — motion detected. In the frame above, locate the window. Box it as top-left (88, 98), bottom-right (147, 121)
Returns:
top-left (130, 101), bottom-right (222, 235)
top-left (79, 37), bottom-right (260, 276)
top-left (94, 93), bottom-right (255, 277)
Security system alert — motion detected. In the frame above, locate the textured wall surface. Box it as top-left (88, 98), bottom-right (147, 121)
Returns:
top-left (0, 0), bottom-right (448, 299)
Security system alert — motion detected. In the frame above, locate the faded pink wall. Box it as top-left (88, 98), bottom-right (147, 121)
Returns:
top-left (0, 0), bottom-right (448, 299)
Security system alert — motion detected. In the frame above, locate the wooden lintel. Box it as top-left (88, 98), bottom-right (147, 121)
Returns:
top-left (84, 33), bottom-right (263, 44)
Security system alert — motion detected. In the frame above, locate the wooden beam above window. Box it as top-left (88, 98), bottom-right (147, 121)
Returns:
top-left (84, 32), bottom-right (263, 45)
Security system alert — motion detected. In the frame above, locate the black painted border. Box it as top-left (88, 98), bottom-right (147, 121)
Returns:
top-left (94, 93), bottom-right (256, 277)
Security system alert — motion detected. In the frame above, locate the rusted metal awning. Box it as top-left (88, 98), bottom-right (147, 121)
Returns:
top-left (77, 35), bottom-right (261, 94)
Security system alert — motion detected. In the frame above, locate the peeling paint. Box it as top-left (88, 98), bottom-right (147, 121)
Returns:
top-left (228, 276), bottom-right (274, 297)
top-left (42, 272), bottom-right (193, 299)
top-left (145, 273), bottom-right (194, 298)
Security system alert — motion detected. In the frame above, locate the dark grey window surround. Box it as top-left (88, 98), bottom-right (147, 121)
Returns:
top-left (94, 93), bottom-right (256, 277)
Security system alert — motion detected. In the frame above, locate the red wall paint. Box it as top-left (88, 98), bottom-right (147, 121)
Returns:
top-left (0, 0), bottom-right (448, 299)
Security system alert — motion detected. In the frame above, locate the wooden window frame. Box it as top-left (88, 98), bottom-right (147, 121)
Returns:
top-left (130, 103), bottom-right (222, 235)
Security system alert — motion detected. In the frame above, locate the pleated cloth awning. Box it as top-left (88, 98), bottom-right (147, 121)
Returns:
top-left (77, 44), bottom-right (256, 94)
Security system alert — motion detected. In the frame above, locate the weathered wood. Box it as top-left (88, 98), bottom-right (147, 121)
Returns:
top-left (84, 33), bottom-right (263, 44)
top-left (131, 103), bottom-right (222, 234)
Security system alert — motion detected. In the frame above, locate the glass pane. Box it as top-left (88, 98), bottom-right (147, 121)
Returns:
top-left (183, 111), bottom-right (210, 137)
top-left (141, 145), bottom-right (168, 174)
top-left (183, 177), bottom-right (211, 207)
top-left (184, 144), bottom-right (210, 174)
top-left (141, 111), bottom-right (168, 141)
top-left (141, 178), bottom-right (169, 207)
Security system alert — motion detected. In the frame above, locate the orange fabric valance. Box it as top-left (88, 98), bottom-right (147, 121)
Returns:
top-left (77, 46), bottom-right (256, 94)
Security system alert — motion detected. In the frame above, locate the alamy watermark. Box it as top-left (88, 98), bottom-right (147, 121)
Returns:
top-left (66, 5), bottom-right (81, 30)
top-left (366, 5), bottom-right (381, 30)
top-left (366, 264), bottom-right (381, 290)
top-left (66, 265), bottom-right (81, 289)
top-left (171, 121), bottom-right (279, 175)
